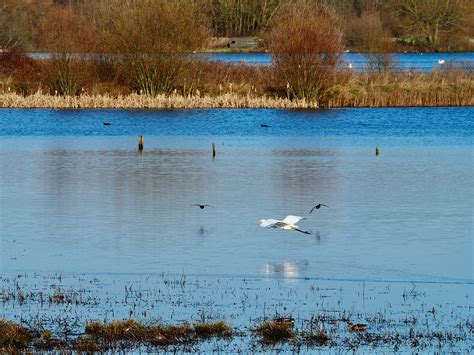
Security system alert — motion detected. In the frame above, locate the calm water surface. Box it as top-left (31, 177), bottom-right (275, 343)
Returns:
top-left (202, 52), bottom-right (474, 71)
top-left (29, 52), bottom-right (474, 71)
top-left (0, 108), bottom-right (472, 284)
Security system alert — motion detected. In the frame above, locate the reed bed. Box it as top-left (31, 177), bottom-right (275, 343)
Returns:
top-left (1, 53), bottom-right (472, 108)
top-left (1, 86), bottom-right (472, 109)
top-left (326, 71), bottom-right (474, 108)
top-left (0, 92), bottom-right (319, 109)
top-left (1, 70), bottom-right (471, 109)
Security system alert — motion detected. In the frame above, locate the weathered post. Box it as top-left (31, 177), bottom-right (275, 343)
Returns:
top-left (138, 135), bottom-right (144, 151)
top-left (375, 146), bottom-right (379, 156)
top-left (212, 143), bottom-right (216, 158)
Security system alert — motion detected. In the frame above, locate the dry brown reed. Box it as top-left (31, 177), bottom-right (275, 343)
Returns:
top-left (327, 69), bottom-right (474, 107)
top-left (254, 319), bottom-right (296, 343)
top-left (0, 318), bottom-right (32, 351)
top-left (0, 92), bottom-right (320, 109)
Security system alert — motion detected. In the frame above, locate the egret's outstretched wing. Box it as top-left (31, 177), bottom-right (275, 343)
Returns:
top-left (282, 215), bottom-right (305, 225)
top-left (259, 219), bottom-right (279, 228)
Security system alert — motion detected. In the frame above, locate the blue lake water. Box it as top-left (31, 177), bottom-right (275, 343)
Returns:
top-left (202, 52), bottom-right (474, 71)
top-left (0, 107), bottom-right (472, 284)
top-left (29, 52), bottom-right (474, 71)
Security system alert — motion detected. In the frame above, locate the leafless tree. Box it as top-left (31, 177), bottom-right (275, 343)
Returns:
top-left (346, 10), bottom-right (394, 72)
top-left (268, 1), bottom-right (343, 103)
top-left (396, 0), bottom-right (469, 52)
top-left (102, 0), bottom-right (209, 96)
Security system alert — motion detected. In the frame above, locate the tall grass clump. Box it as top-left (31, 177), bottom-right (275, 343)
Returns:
top-left (268, 1), bottom-right (343, 104)
top-left (0, 318), bottom-right (32, 351)
top-left (254, 319), bottom-right (296, 344)
top-left (193, 321), bottom-right (233, 338)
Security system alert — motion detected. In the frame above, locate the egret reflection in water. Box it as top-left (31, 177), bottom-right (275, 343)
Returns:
top-left (261, 260), bottom-right (309, 278)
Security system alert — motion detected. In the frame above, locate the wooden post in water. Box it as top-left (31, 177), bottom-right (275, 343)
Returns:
top-left (375, 146), bottom-right (379, 156)
top-left (212, 143), bottom-right (216, 158)
top-left (138, 135), bottom-right (144, 151)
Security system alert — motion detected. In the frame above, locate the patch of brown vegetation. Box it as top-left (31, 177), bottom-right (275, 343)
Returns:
top-left (0, 318), bottom-right (32, 351)
top-left (254, 319), bottom-right (296, 343)
top-left (193, 321), bottom-right (233, 338)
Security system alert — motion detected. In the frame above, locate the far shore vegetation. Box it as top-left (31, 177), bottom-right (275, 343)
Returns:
top-left (0, 0), bottom-right (473, 108)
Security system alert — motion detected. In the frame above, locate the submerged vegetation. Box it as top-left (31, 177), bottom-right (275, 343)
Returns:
top-left (254, 318), bottom-right (297, 343)
top-left (1, 273), bottom-right (472, 352)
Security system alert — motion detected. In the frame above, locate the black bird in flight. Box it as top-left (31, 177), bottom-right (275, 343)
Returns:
top-left (192, 204), bottom-right (213, 209)
top-left (309, 203), bottom-right (329, 214)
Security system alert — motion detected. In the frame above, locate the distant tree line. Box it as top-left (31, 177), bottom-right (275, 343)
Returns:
top-left (0, 0), bottom-right (472, 53)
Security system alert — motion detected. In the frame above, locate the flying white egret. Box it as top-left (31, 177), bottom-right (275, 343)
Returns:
top-left (259, 215), bottom-right (311, 234)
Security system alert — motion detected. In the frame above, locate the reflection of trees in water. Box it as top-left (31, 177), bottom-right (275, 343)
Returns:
top-left (39, 148), bottom-right (222, 243)
top-left (261, 260), bottom-right (309, 278)
top-left (269, 149), bottom-right (339, 209)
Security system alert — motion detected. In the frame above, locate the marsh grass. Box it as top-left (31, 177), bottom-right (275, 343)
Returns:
top-left (81, 319), bottom-right (232, 349)
top-left (0, 92), bottom-right (319, 109)
top-left (327, 69), bottom-right (474, 107)
top-left (0, 318), bottom-right (32, 351)
top-left (0, 69), bottom-right (471, 109)
top-left (85, 319), bottom-right (147, 342)
top-left (254, 319), bottom-right (296, 343)
top-left (193, 321), bottom-right (233, 338)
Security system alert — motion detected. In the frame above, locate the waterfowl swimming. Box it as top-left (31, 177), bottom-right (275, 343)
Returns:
top-left (259, 215), bottom-right (311, 234)
top-left (348, 322), bottom-right (367, 331)
top-left (309, 203), bottom-right (329, 214)
top-left (103, 122), bottom-right (111, 126)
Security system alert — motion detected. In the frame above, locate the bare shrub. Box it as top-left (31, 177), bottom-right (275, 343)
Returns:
top-left (102, 0), bottom-right (209, 96)
top-left (0, 50), bottom-right (40, 95)
top-left (40, 5), bottom-right (97, 96)
top-left (199, 0), bottom-right (283, 37)
top-left (396, 0), bottom-right (469, 52)
top-left (268, 1), bottom-right (343, 104)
